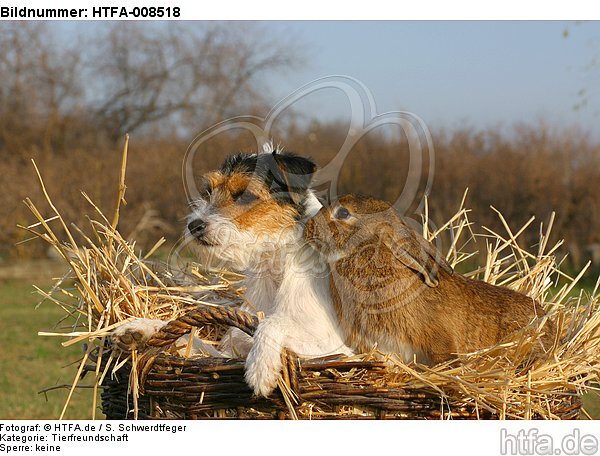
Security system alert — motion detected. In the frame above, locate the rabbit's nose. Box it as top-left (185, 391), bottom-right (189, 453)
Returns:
top-left (188, 219), bottom-right (207, 237)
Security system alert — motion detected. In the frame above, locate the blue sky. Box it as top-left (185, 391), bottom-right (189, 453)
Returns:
top-left (260, 21), bottom-right (600, 137)
top-left (58, 21), bottom-right (599, 137)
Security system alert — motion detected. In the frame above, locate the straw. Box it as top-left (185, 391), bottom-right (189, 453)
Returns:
top-left (25, 143), bottom-right (600, 420)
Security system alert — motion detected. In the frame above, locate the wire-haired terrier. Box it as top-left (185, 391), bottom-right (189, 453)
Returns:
top-left (112, 145), bottom-right (351, 396)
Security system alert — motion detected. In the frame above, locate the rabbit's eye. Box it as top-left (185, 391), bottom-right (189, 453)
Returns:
top-left (335, 206), bottom-right (351, 220)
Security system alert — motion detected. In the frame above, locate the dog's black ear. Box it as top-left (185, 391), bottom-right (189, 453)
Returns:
top-left (261, 152), bottom-right (316, 206)
top-left (272, 152), bottom-right (317, 194)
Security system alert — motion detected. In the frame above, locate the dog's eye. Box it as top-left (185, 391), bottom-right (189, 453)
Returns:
top-left (233, 191), bottom-right (258, 205)
top-left (335, 206), bottom-right (351, 220)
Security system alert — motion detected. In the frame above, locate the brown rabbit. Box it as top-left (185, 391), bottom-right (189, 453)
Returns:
top-left (304, 195), bottom-right (556, 364)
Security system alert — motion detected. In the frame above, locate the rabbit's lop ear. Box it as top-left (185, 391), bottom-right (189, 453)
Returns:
top-left (381, 223), bottom-right (453, 288)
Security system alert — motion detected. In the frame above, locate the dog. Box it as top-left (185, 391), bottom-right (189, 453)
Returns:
top-left (112, 145), bottom-right (351, 396)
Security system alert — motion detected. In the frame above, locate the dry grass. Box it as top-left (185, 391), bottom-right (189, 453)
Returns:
top-left (21, 142), bottom-right (243, 419)
top-left (22, 145), bottom-right (600, 420)
top-left (400, 190), bottom-right (600, 419)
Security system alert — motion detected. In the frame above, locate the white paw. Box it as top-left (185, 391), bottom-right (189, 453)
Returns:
top-left (245, 347), bottom-right (282, 397)
top-left (244, 320), bottom-right (285, 397)
top-left (111, 318), bottom-right (167, 352)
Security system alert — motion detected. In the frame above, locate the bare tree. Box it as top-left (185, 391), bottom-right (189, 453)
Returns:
top-left (562, 21), bottom-right (600, 114)
top-left (0, 22), bottom-right (83, 156)
top-left (86, 22), bottom-right (303, 141)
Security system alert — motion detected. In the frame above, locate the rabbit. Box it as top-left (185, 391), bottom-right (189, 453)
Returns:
top-left (304, 194), bottom-right (556, 365)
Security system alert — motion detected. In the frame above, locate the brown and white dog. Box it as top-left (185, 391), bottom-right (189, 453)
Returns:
top-left (112, 146), bottom-right (351, 396)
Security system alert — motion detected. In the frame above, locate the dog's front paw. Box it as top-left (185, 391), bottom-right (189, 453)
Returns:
top-left (244, 320), bottom-right (285, 397)
top-left (245, 347), bottom-right (282, 397)
top-left (111, 318), bottom-right (167, 352)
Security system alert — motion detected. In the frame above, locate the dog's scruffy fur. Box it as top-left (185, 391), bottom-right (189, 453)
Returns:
top-left (112, 146), bottom-right (351, 396)
top-left (304, 195), bottom-right (556, 364)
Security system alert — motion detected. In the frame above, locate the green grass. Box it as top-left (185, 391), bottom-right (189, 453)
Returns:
top-left (582, 390), bottom-right (600, 419)
top-left (1, 275), bottom-right (599, 420)
top-left (0, 279), bottom-right (95, 419)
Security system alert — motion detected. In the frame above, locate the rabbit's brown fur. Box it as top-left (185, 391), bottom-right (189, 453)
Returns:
top-left (304, 195), bottom-right (556, 364)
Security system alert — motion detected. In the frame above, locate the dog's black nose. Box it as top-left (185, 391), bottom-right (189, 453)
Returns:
top-left (188, 219), bottom-right (207, 237)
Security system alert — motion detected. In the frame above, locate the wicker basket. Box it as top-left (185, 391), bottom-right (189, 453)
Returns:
top-left (97, 305), bottom-right (582, 420)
